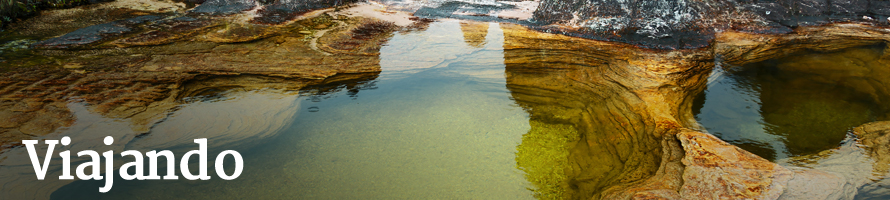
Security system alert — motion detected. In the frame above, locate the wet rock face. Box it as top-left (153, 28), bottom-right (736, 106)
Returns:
top-left (533, 0), bottom-right (716, 49)
top-left (189, 0), bottom-right (258, 15)
top-left (529, 0), bottom-right (889, 49)
top-left (31, 15), bottom-right (162, 49)
top-left (252, 0), bottom-right (361, 24)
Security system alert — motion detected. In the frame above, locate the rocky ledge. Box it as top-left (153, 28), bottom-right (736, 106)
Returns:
top-left (2, 0), bottom-right (890, 200)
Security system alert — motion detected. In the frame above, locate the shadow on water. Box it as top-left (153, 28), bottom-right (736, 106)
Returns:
top-left (694, 45), bottom-right (890, 161)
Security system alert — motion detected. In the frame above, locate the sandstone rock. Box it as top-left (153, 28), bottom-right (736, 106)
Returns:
top-left (113, 16), bottom-right (217, 46)
top-left (853, 121), bottom-right (890, 175)
top-left (0, 111), bottom-right (34, 128)
top-left (677, 130), bottom-right (793, 199)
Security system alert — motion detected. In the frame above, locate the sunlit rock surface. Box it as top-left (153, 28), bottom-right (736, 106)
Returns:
top-left (3, 0), bottom-right (890, 199)
top-left (500, 23), bottom-right (708, 199)
top-left (855, 121), bottom-right (890, 175)
top-left (677, 129), bottom-right (792, 199)
top-left (0, 1), bottom-right (427, 149)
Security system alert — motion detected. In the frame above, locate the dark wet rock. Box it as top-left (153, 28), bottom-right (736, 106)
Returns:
top-left (414, 2), bottom-right (511, 19)
top-left (529, 0), bottom-right (730, 49)
top-left (31, 15), bottom-right (162, 49)
top-left (870, 0), bottom-right (890, 16)
top-left (189, 0), bottom-right (257, 16)
top-left (744, 3), bottom-right (791, 22)
top-left (0, 0), bottom-right (110, 28)
top-left (792, 0), bottom-right (829, 16)
top-left (317, 18), bottom-right (397, 55)
top-left (523, 0), bottom-right (890, 49)
top-left (408, 1), bottom-right (534, 26)
top-left (113, 16), bottom-right (217, 46)
top-left (830, 0), bottom-right (869, 15)
top-left (251, 0), bottom-right (360, 24)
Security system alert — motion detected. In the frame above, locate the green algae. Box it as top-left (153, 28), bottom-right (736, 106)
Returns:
top-left (515, 120), bottom-right (579, 200)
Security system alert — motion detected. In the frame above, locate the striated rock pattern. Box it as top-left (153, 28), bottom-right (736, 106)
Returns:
top-left (677, 130), bottom-right (792, 199)
top-left (500, 23), bottom-right (710, 199)
top-left (4, 0), bottom-right (890, 199)
top-left (0, 2), bottom-right (423, 150)
top-left (498, 19), bottom-right (890, 199)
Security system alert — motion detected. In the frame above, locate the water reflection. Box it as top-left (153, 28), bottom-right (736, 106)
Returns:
top-left (35, 20), bottom-right (537, 199)
top-left (695, 46), bottom-right (890, 161)
top-left (0, 73), bottom-right (379, 199)
top-left (501, 24), bottom-right (681, 199)
top-left (9, 16), bottom-right (878, 200)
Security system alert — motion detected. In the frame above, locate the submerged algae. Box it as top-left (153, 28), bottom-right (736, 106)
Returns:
top-left (515, 120), bottom-right (579, 200)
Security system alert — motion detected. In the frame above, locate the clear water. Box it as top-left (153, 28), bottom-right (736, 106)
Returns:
top-left (38, 21), bottom-right (536, 199)
top-left (3, 19), bottom-right (890, 200)
top-left (695, 46), bottom-right (888, 162)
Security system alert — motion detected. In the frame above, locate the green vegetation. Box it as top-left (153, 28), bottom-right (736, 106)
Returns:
top-left (515, 120), bottom-right (580, 200)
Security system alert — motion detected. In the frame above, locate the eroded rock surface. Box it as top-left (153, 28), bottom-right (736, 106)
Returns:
top-left (677, 130), bottom-right (792, 199)
top-left (0, 1), bottom-right (428, 150)
top-left (3, 0), bottom-right (890, 200)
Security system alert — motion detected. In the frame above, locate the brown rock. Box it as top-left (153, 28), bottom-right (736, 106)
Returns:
top-left (17, 103), bottom-right (74, 136)
top-left (0, 110), bottom-right (36, 128)
top-left (9, 99), bottom-right (44, 112)
top-left (677, 130), bottom-right (793, 200)
top-left (0, 129), bottom-right (30, 149)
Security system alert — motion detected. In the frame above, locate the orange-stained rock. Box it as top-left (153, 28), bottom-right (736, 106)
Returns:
top-left (677, 130), bottom-right (793, 200)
